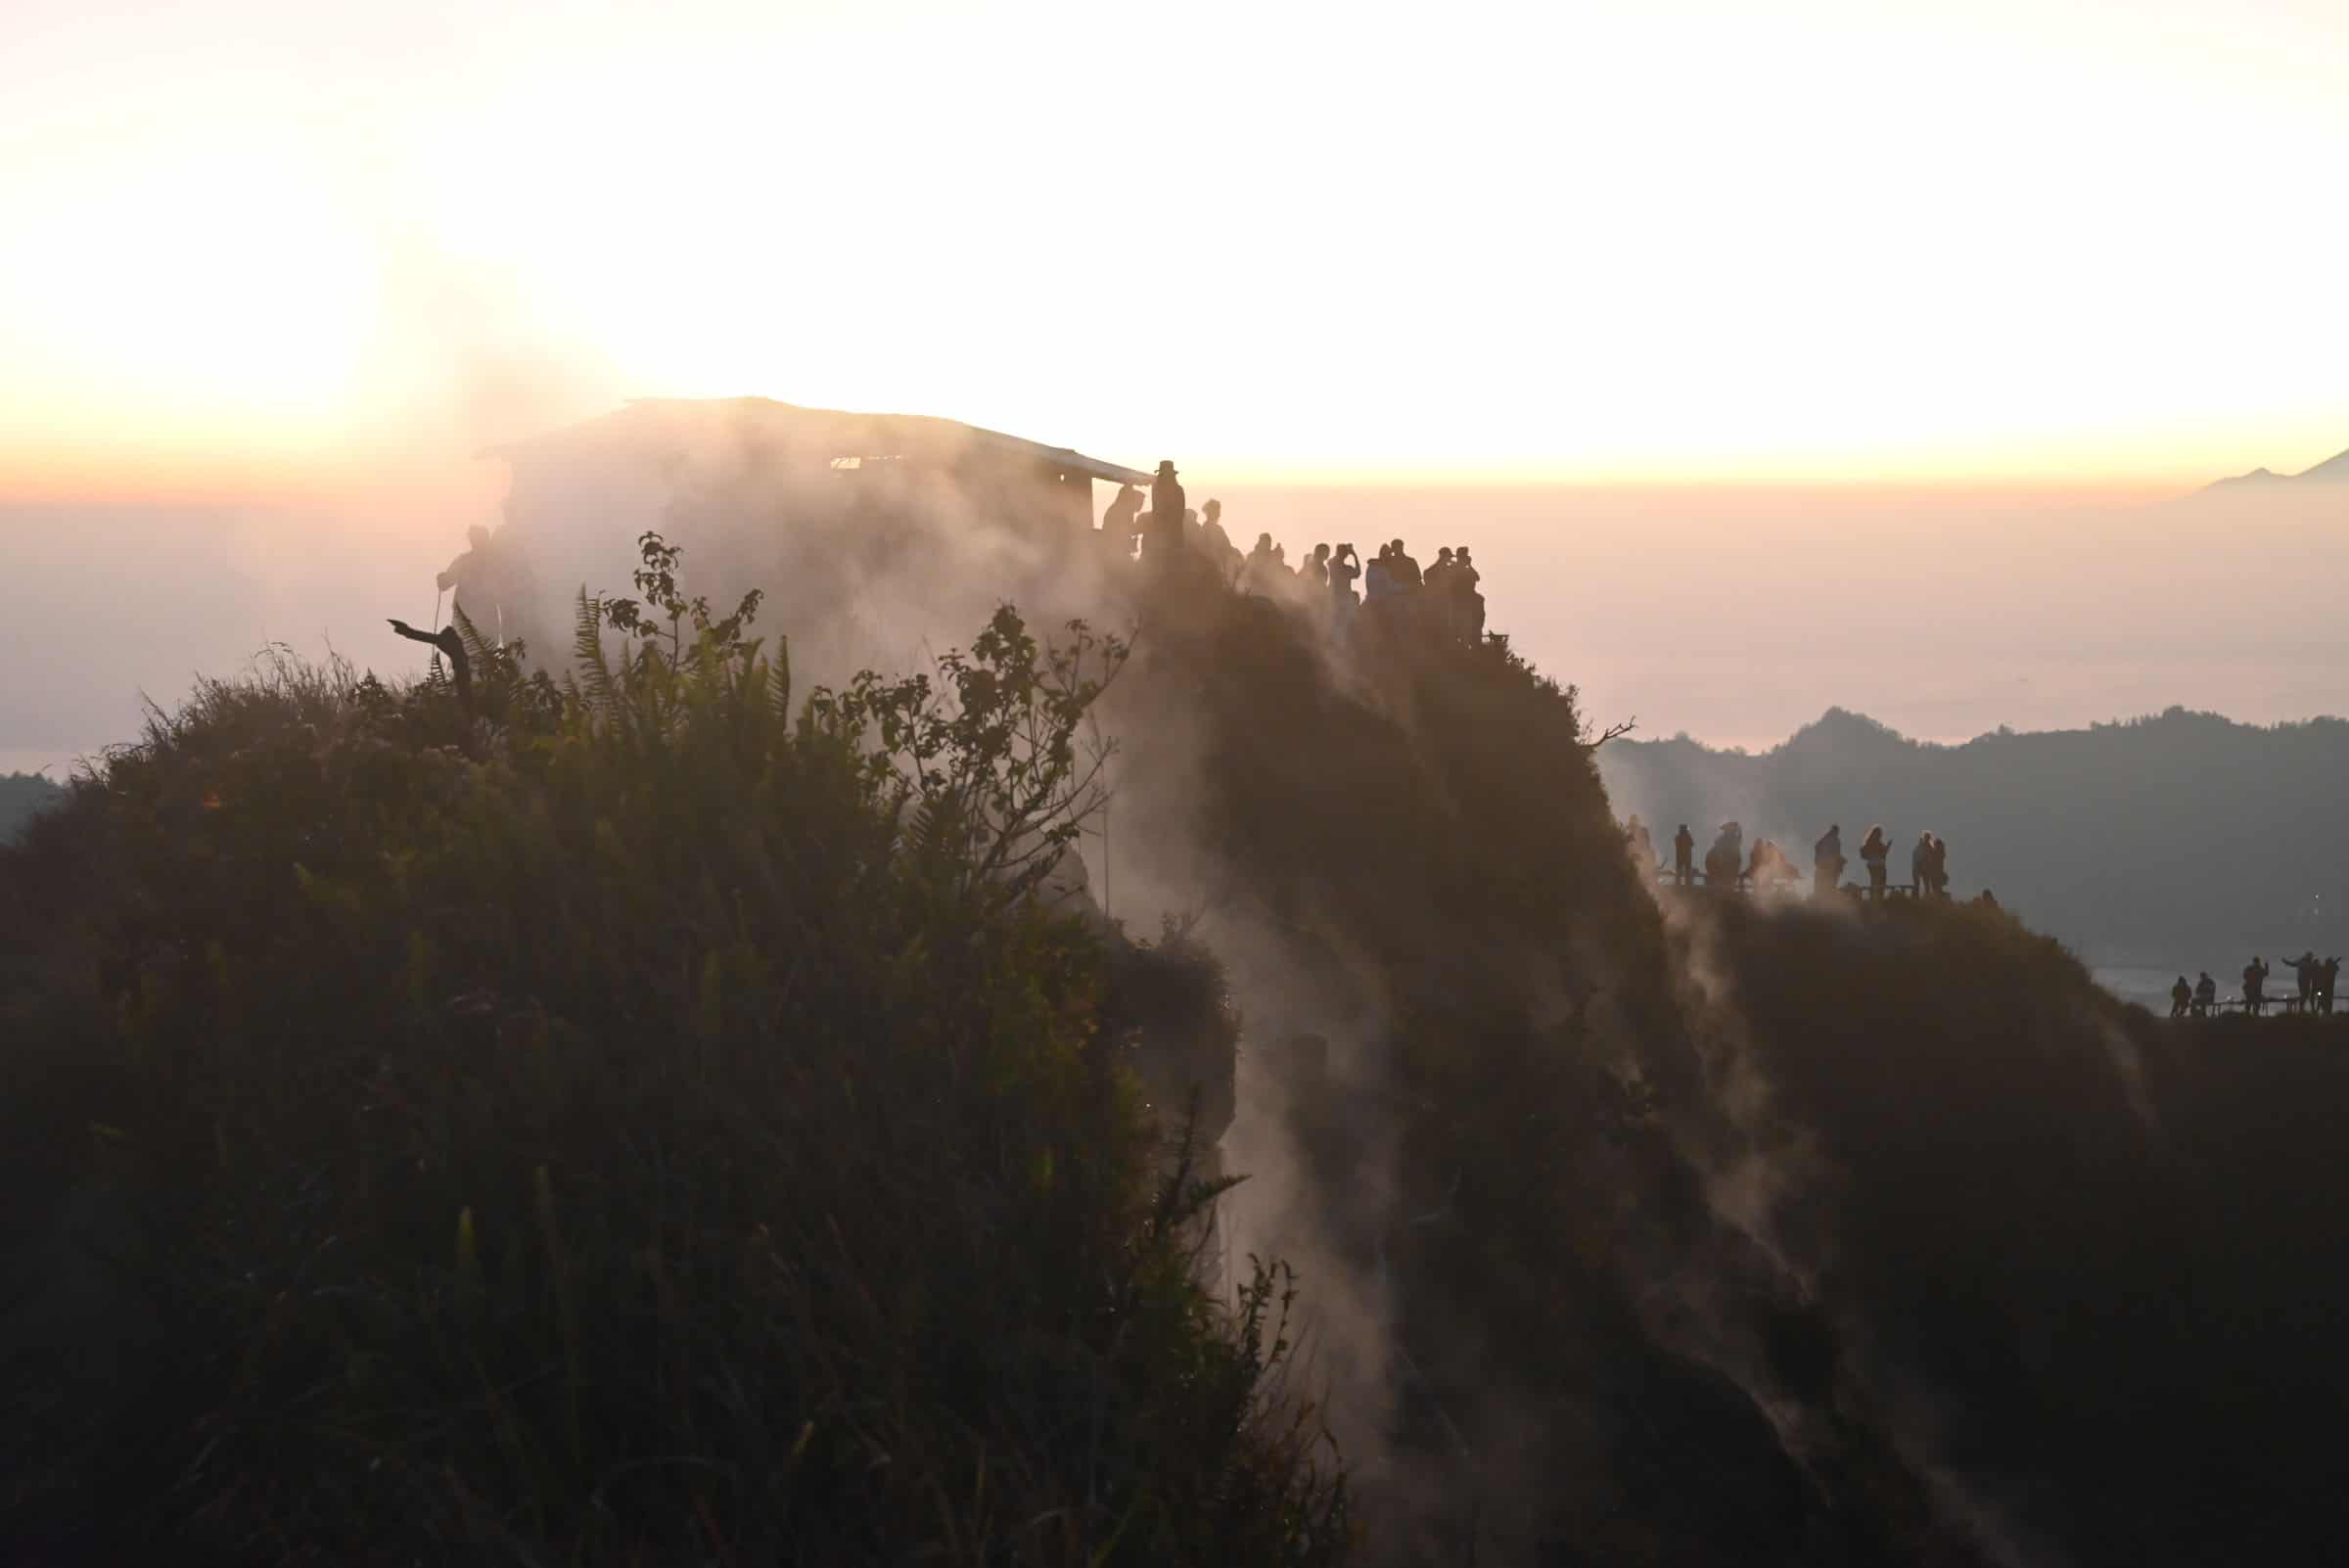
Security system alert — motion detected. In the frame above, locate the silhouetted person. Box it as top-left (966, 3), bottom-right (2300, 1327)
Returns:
top-left (2193, 971), bottom-right (2216, 1016)
top-left (1302, 542), bottom-right (1330, 589)
top-left (1195, 499), bottom-right (1240, 581)
top-left (1860, 825), bottom-right (1890, 899)
top-left (1747, 838), bottom-right (1792, 890)
top-left (1425, 547), bottom-right (1457, 638)
top-left (1625, 812), bottom-right (1653, 867)
top-left (389, 618), bottom-right (471, 711)
top-left (438, 523), bottom-right (534, 646)
top-left (2319, 957), bottom-right (2341, 1015)
top-left (1150, 461), bottom-right (1186, 558)
top-left (1706, 821), bottom-right (1743, 889)
top-left (2242, 955), bottom-right (2270, 1015)
top-left (1927, 833), bottom-right (1949, 898)
top-left (1453, 547), bottom-right (1484, 643)
top-left (1103, 484), bottom-right (1144, 553)
top-left (1363, 543), bottom-right (1394, 600)
top-left (1388, 538), bottom-right (1422, 589)
top-left (1911, 832), bottom-right (1947, 898)
top-left (1814, 823), bottom-right (1845, 899)
top-left (1243, 532), bottom-right (1280, 595)
top-left (2170, 975), bottom-right (2192, 1018)
top-left (438, 525), bottom-right (492, 595)
top-left (1328, 543), bottom-right (1360, 629)
top-left (1673, 823), bottom-right (1694, 886)
top-left (2284, 950), bottom-right (2321, 1007)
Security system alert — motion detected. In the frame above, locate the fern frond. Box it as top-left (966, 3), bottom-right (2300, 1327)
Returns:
top-left (572, 589), bottom-right (615, 715)
top-left (453, 604), bottom-right (498, 669)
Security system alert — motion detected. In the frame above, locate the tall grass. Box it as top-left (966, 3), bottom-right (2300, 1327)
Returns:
top-left (0, 549), bottom-right (1345, 1565)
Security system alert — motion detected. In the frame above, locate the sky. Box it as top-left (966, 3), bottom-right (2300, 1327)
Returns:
top-left (2, 0), bottom-right (2346, 768)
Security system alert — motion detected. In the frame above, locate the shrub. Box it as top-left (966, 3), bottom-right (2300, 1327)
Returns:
top-left (0, 540), bottom-right (1345, 1565)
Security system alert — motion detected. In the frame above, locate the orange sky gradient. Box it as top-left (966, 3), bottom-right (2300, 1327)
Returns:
top-left (5, 0), bottom-right (2348, 497)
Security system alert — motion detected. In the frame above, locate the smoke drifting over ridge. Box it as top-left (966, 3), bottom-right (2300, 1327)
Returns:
top-left (16, 392), bottom-right (2349, 1560)
top-left (428, 420), bottom-right (2330, 1564)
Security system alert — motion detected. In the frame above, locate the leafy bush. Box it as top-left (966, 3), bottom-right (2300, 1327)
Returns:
top-left (0, 539), bottom-right (1345, 1565)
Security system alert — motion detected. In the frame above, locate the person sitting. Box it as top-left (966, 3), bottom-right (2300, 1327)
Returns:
top-left (2170, 975), bottom-right (2192, 1018)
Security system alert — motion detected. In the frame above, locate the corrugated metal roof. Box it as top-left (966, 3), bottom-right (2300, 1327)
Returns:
top-left (484, 396), bottom-right (1154, 487)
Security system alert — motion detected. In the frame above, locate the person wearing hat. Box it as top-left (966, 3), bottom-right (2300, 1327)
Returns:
top-left (1151, 460), bottom-right (1186, 558)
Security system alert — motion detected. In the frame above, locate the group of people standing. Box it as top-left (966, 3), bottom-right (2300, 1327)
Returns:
top-left (1101, 468), bottom-right (1488, 646)
top-left (1813, 823), bottom-right (1951, 899)
top-left (2170, 953), bottom-right (2341, 1018)
top-left (1624, 816), bottom-right (1958, 901)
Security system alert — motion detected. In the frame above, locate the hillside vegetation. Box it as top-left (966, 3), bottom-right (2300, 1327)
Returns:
top-left (0, 561), bottom-right (1342, 1566)
top-left (9, 537), bottom-right (2349, 1566)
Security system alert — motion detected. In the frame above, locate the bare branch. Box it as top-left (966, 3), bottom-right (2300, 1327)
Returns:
top-left (1585, 715), bottom-right (1637, 751)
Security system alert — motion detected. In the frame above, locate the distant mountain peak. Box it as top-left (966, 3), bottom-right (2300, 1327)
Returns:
top-left (2206, 447), bottom-right (2349, 490)
top-left (1779, 707), bottom-right (1911, 757)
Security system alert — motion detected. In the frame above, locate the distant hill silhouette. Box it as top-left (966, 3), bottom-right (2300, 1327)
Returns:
top-left (0, 772), bottom-right (62, 843)
top-left (1599, 706), bottom-right (2349, 962)
top-left (2204, 444), bottom-right (2349, 490)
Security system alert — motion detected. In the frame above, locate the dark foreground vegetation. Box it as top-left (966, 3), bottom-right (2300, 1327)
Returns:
top-left (9, 542), bottom-right (2349, 1566)
top-left (0, 567), bottom-right (1342, 1565)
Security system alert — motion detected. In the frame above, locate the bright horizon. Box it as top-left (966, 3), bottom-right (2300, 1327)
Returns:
top-left (6, 0), bottom-right (2349, 493)
top-left (4, 0), bottom-right (2347, 777)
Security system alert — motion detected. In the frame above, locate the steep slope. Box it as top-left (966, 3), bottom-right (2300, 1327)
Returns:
top-left (11, 532), bottom-right (2349, 1566)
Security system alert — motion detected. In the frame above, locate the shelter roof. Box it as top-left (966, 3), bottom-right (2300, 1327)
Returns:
top-left (484, 397), bottom-right (1153, 486)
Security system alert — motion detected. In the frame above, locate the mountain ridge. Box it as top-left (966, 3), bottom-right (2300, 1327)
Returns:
top-left (2204, 444), bottom-right (2349, 490)
top-left (1600, 704), bottom-right (2349, 960)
